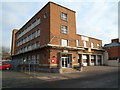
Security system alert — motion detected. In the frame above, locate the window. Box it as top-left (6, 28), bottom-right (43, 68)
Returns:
top-left (36, 54), bottom-right (40, 64)
top-left (44, 13), bottom-right (48, 19)
top-left (28, 45), bottom-right (30, 51)
top-left (22, 48), bottom-right (24, 53)
top-left (28, 56), bottom-right (31, 63)
top-left (61, 25), bottom-right (68, 34)
top-left (61, 12), bottom-right (68, 21)
top-left (37, 30), bottom-right (40, 36)
top-left (25, 46), bottom-right (27, 52)
top-left (28, 35), bottom-right (31, 41)
top-left (36, 18), bottom-right (40, 25)
top-left (31, 55), bottom-right (34, 64)
top-left (91, 55), bottom-right (95, 63)
top-left (61, 39), bottom-right (68, 46)
top-left (33, 55), bottom-right (36, 64)
top-left (83, 41), bottom-right (87, 47)
top-left (26, 36), bottom-right (28, 42)
top-left (32, 43), bottom-right (36, 49)
top-left (97, 44), bottom-right (100, 48)
top-left (36, 41), bottom-right (40, 48)
top-left (34, 43), bottom-right (36, 48)
top-left (91, 42), bottom-right (94, 48)
top-left (32, 32), bottom-right (35, 39)
top-left (29, 45), bottom-right (32, 50)
top-left (76, 40), bottom-right (79, 46)
top-left (35, 31), bottom-right (38, 38)
top-left (83, 55), bottom-right (87, 63)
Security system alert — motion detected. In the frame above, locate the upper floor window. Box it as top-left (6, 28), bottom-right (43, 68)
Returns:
top-left (37, 29), bottom-right (40, 36)
top-left (61, 39), bottom-right (68, 46)
top-left (76, 40), bottom-right (79, 47)
top-left (91, 42), bottom-right (94, 48)
top-left (61, 12), bottom-right (68, 21)
top-left (32, 32), bottom-right (35, 39)
top-left (36, 41), bottom-right (40, 48)
top-left (44, 13), bottom-right (48, 19)
top-left (61, 25), bottom-right (68, 34)
top-left (83, 41), bottom-right (87, 47)
top-left (97, 44), bottom-right (100, 48)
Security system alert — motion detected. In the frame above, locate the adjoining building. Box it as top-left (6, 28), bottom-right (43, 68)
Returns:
top-left (11, 2), bottom-right (105, 73)
top-left (104, 38), bottom-right (120, 66)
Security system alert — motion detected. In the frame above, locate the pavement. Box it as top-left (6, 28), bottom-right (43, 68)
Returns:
top-left (25, 66), bottom-right (118, 81)
top-left (2, 66), bottom-right (119, 88)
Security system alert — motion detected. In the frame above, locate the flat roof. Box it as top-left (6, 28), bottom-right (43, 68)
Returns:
top-left (16, 1), bottom-right (76, 34)
top-left (49, 1), bottom-right (76, 13)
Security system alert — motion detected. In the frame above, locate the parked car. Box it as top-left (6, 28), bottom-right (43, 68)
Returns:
top-left (0, 62), bottom-right (12, 70)
top-left (3, 60), bottom-right (18, 70)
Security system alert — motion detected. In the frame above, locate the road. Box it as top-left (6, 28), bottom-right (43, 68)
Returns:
top-left (2, 70), bottom-right (45, 88)
top-left (1, 66), bottom-right (119, 88)
top-left (22, 70), bottom-right (118, 88)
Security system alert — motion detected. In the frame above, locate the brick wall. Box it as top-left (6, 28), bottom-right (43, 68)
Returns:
top-left (106, 47), bottom-right (120, 57)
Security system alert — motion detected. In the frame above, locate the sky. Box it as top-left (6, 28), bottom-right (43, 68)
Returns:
top-left (1, 0), bottom-right (119, 50)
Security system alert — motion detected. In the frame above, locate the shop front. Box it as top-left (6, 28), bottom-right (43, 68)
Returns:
top-left (78, 53), bottom-right (103, 66)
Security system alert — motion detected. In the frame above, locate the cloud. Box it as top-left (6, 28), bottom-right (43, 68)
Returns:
top-left (2, 2), bottom-right (45, 48)
top-left (2, 0), bottom-right (119, 2)
top-left (75, 2), bottom-right (118, 45)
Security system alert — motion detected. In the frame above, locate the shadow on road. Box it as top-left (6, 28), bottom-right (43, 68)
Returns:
top-left (11, 70), bottom-right (118, 88)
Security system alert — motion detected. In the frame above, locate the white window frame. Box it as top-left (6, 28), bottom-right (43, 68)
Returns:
top-left (61, 12), bottom-right (68, 21)
top-left (37, 30), bottom-right (40, 36)
top-left (97, 44), bottom-right (100, 48)
top-left (36, 41), bottom-right (40, 48)
top-left (83, 41), bottom-right (87, 47)
top-left (91, 42), bottom-right (94, 48)
top-left (76, 40), bottom-right (79, 47)
top-left (44, 13), bottom-right (48, 19)
top-left (61, 39), bottom-right (68, 46)
top-left (61, 25), bottom-right (68, 34)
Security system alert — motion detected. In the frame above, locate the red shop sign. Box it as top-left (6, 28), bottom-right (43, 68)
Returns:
top-left (51, 59), bottom-right (57, 63)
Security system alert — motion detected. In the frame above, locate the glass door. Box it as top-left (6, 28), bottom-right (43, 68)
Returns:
top-left (61, 57), bottom-right (69, 68)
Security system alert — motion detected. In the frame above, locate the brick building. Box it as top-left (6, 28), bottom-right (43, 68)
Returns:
top-left (104, 38), bottom-right (120, 60)
top-left (11, 2), bottom-right (104, 73)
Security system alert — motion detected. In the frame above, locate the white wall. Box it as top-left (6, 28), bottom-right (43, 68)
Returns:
top-left (107, 60), bottom-right (119, 67)
top-left (103, 51), bottom-right (109, 65)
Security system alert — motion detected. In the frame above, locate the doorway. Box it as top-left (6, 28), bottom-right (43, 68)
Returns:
top-left (98, 55), bottom-right (102, 65)
top-left (61, 57), bottom-right (70, 68)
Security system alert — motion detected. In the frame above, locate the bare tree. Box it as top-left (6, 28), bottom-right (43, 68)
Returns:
top-left (2, 46), bottom-right (10, 56)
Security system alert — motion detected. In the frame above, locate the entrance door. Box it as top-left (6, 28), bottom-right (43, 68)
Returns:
top-left (91, 55), bottom-right (95, 66)
top-left (61, 57), bottom-right (70, 68)
top-left (98, 55), bottom-right (102, 65)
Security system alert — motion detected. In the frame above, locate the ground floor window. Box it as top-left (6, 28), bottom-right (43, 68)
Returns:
top-left (18, 54), bottom-right (40, 65)
top-left (83, 55), bottom-right (87, 63)
top-left (97, 55), bottom-right (102, 65)
top-left (91, 55), bottom-right (95, 63)
top-left (83, 59), bottom-right (87, 63)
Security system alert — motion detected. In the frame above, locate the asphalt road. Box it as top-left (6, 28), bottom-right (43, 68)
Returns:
top-left (2, 70), bottom-right (45, 88)
top-left (2, 66), bottom-right (119, 88)
top-left (22, 70), bottom-right (118, 88)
